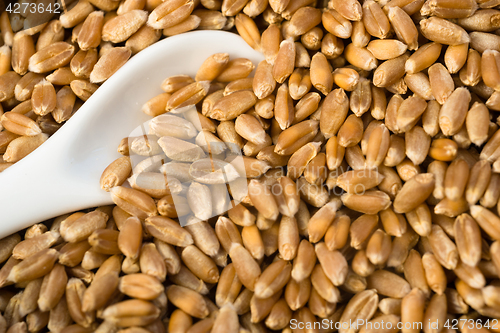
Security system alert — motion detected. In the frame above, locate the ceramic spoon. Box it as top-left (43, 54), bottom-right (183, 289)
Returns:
top-left (0, 30), bottom-right (264, 238)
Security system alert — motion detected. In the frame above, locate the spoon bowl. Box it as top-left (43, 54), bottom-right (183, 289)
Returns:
top-left (0, 31), bottom-right (264, 238)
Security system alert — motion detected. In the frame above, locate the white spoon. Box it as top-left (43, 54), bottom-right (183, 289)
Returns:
top-left (0, 31), bottom-right (264, 238)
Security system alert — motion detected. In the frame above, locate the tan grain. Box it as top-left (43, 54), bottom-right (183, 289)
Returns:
top-left (322, 8), bottom-right (352, 39)
top-left (420, 17), bottom-right (471, 45)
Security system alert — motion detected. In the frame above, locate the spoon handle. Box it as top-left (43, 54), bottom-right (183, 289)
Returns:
top-left (0, 131), bottom-right (112, 238)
